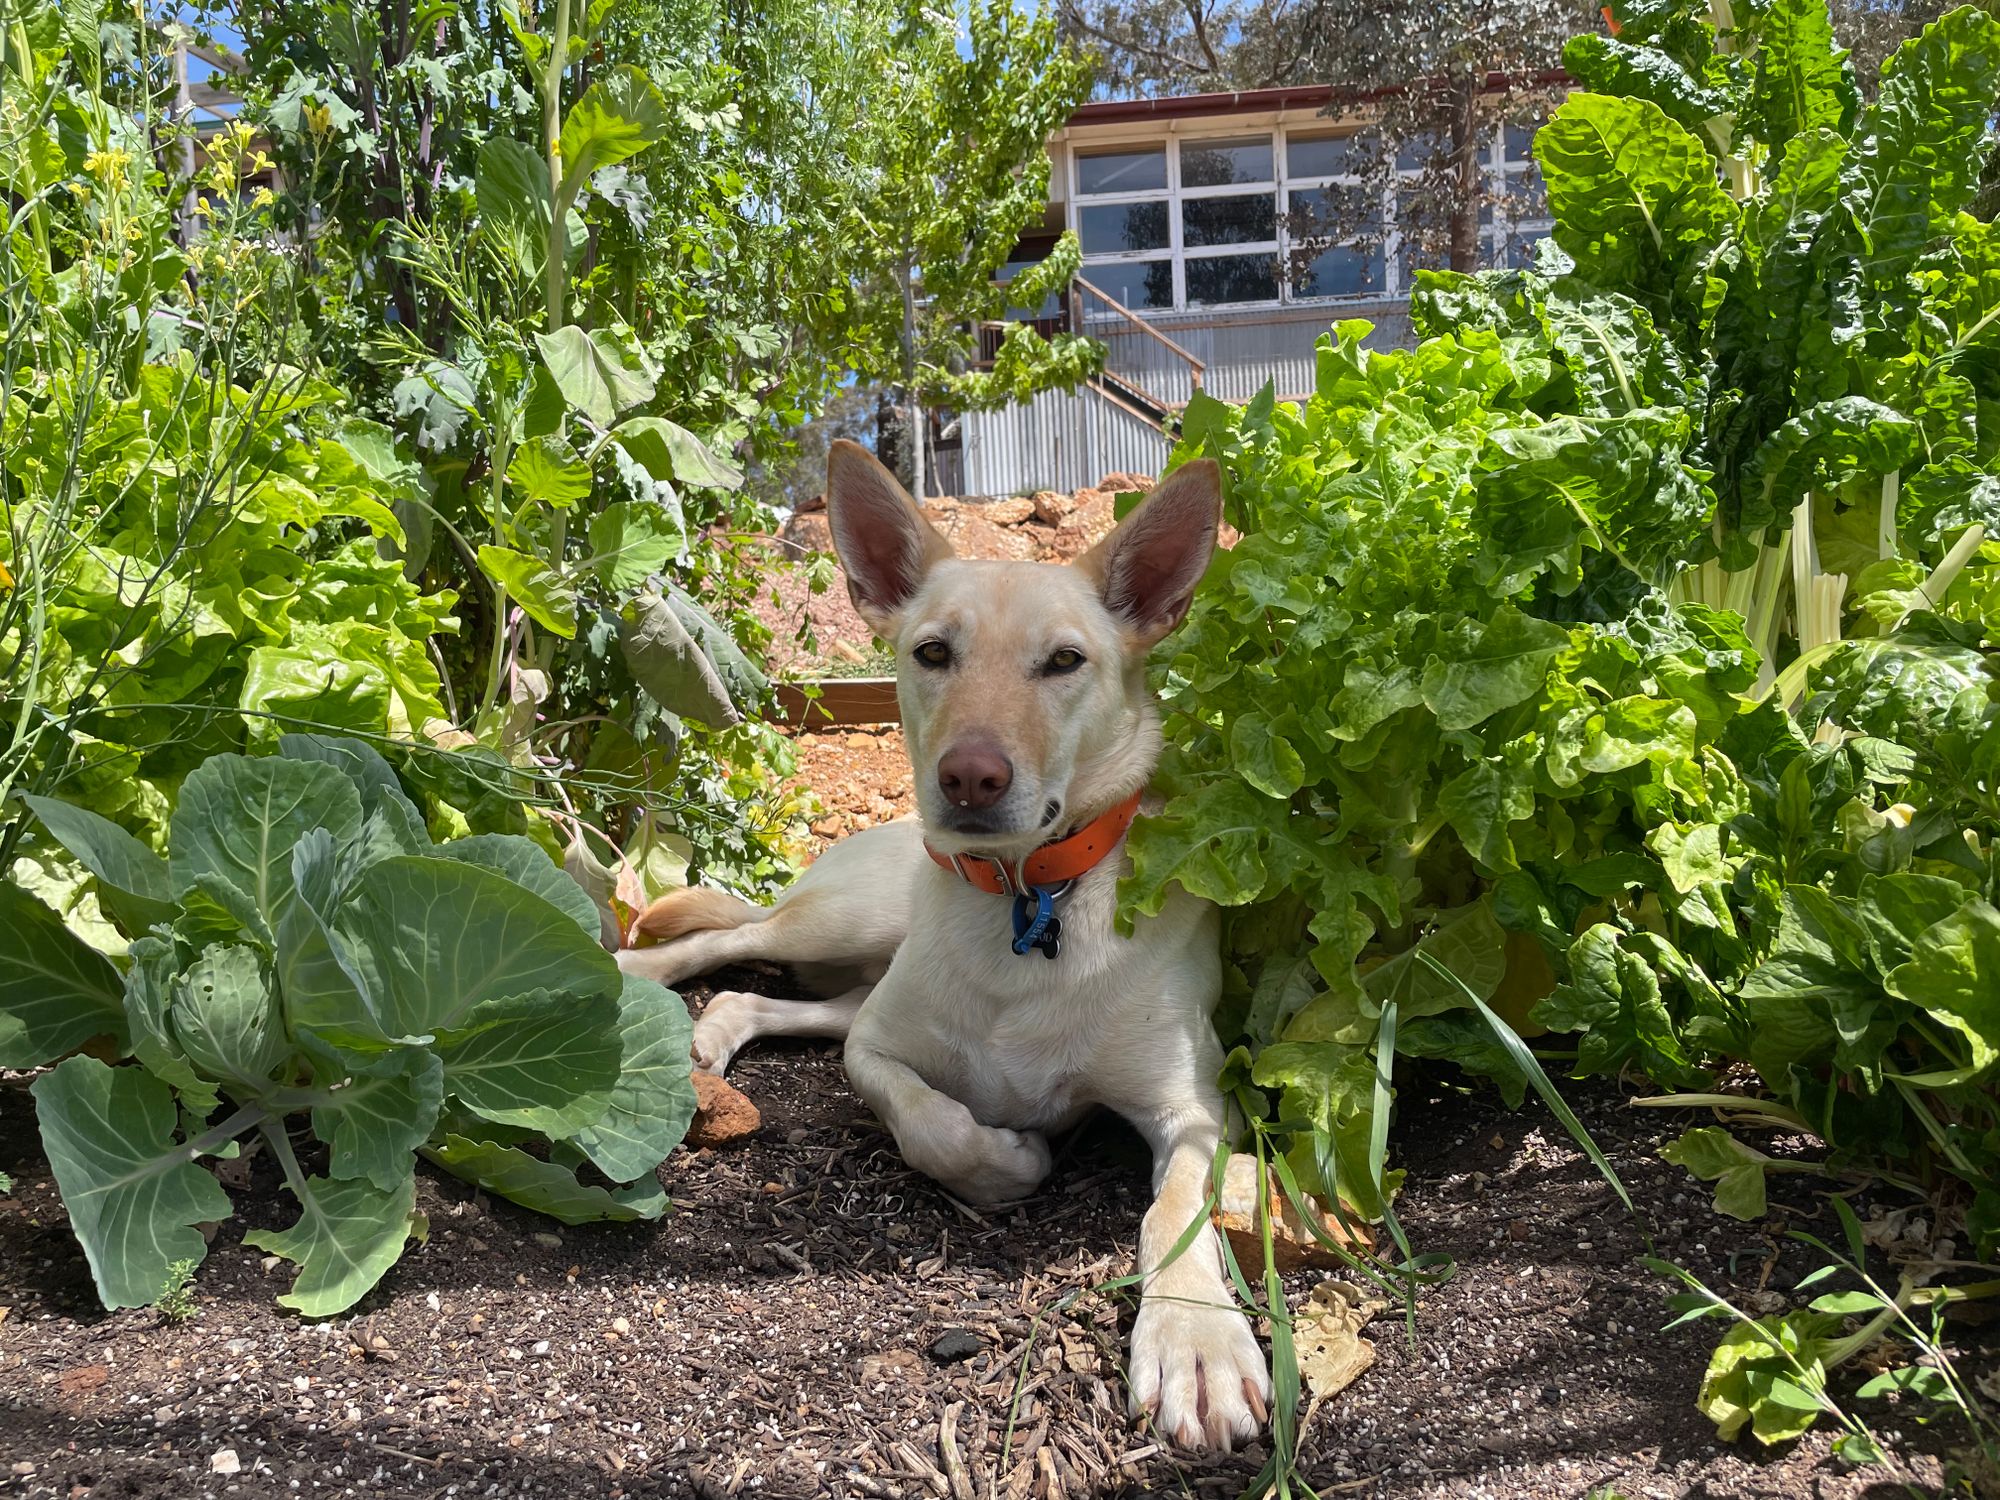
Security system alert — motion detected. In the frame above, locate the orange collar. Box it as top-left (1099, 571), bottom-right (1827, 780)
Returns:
top-left (924, 791), bottom-right (1143, 896)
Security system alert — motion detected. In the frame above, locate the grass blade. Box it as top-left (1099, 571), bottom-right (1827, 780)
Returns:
top-left (1416, 950), bottom-right (1633, 1214)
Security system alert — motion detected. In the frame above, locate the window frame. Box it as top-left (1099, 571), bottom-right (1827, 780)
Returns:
top-left (1067, 120), bottom-right (1554, 315)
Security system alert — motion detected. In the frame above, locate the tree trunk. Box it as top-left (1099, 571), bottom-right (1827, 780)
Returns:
top-left (901, 259), bottom-right (926, 500)
top-left (1447, 67), bottom-right (1482, 274)
top-left (875, 389), bottom-right (905, 483)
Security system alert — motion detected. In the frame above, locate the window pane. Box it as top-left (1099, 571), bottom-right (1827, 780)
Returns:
top-left (1293, 245), bottom-right (1386, 298)
top-left (1396, 131), bottom-right (1444, 171)
top-left (1506, 167), bottom-right (1547, 221)
top-left (1186, 253), bottom-right (1277, 305)
top-left (1505, 123), bottom-right (1538, 162)
top-left (1287, 133), bottom-right (1365, 179)
top-left (1288, 185), bottom-right (1376, 239)
top-left (1180, 136), bottom-right (1273, 187)
top-left (1079, 201), bottom-right (1169, 254)
top-left (1084, 259), bottom-right (1174, 310)
top-left (1183, 193), bottom-right (1276, 247)
top-left (1077, 147), bottom-right (1167, 195)
top-left (1397, 237), bottom-right (1448, 287)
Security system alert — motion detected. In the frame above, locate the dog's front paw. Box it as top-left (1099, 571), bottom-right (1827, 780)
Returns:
top-left (1129, 1290), bottom-right (1270, 1451)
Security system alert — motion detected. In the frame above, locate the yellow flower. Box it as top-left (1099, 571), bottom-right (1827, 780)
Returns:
top-left (251, 186), bottom-right (275, 209)
top-left (251, 152), bottom-right (274, 173)
top-left (68, 181), bottom-right (92, 203)
top-left (82, 147), bottom-right (132, 185)
top-left (303, 102), bottom-right (333, 140)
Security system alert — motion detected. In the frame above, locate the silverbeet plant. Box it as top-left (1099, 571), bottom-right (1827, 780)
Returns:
top-left (0, 735), bottom-right (694, 1316)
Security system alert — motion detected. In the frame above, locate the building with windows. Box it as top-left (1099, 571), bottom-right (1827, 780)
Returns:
top-left (941, 83), bottom-right (1551, 497)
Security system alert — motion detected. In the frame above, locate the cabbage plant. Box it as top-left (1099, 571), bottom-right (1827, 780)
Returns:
top-left (0, 735), bottom-right (694, 1315)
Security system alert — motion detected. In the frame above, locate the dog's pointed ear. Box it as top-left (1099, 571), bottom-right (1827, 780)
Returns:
top-left (1076, 459), bottom-right (1221, 648)
top-left (825, 439), bottom-right (954, 637)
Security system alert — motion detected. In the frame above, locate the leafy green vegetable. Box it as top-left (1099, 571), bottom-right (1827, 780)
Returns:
top-left (30, 1057), bottom-right (234, 1310)
top-left (1698, 1313), bottom-right (1840, 1444)
top-left (0, 884), bottom-right (129, 1067)
top-left (242, 1172), bottom-right (422, 1317)
top-left (1660, 1126), bottom-right (1778, 1220)
top-left (6, 737), bottom-right (697, 1315)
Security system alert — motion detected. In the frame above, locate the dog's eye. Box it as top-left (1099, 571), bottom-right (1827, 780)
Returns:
top-left (914, 639), bottom-right (952, 669)
top-left (1044, 647), bottom-right (1086, 675)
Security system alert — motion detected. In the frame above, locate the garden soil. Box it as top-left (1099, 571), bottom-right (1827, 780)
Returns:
top-left (0, 1020), bottom-right (1974, 1500)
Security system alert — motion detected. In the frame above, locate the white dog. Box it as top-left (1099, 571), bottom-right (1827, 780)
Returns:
top-left (619, 442), bottom-right (1270, 1451)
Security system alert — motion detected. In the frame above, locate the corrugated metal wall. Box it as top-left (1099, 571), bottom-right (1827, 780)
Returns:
top-left (958, 302), bottom-right (1419, 497)
top-left (960, 383), bottom-right (1169, 497)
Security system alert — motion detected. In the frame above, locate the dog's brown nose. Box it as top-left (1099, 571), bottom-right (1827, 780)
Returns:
top-left (937, 742), bottom-right (1013, 810)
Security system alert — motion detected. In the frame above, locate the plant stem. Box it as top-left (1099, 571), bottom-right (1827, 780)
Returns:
top-left (186, 1104), bottom-right (268, 1160)
top-left (258, 1117), bottom-right (313, 1202)
top-left (542, 0), bottom-right (574, 330)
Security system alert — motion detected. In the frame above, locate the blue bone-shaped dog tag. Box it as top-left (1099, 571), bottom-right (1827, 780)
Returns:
top-left (1010, 886), bottom-right (1063, 959)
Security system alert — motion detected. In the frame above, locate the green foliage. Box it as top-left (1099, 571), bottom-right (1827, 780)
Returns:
top-left (153, 1258), bottom-right (199, 1323)
top-left (7, 738), bottom-right (696, 1314)
top-left (1143, 0), bottom-right (2000, 1465)
top-left (1122, 327), bottom-right (1739, 1212)
top-left (1657, 1208), bottom-right (2000, 1480)
top-left (845, 0), bottom-right (1098, 415)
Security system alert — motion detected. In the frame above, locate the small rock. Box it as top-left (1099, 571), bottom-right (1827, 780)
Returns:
top-left (468, 1312), bottom-right (488, 1335)
top-left (1097, 471), bottom-right (1155, 494)
top-left (610, 1317), bottom-right (631, 1338)
top-left (224, 1338), bottom-right (253, 1355)
top-left (1214, 1154), bottom-right (1370, 1274)
top-left (982, 497), bottom-right (1035, 526)
top-left (844, 732), bottom-right (873, 749)
top-left (531, 1232), bottom-right (563, 1250)
top-left (1029, 489), bottom-right (1075, 525)
top-left (530, 1340), bottom-right (551, 1358)
top-left (927, 1329), bottom-right (982, 1363)
top-left (210, 1449), bottom-right (241, 1476)
top-left (685, 1072), bottom-right (761, 1148)
top-left (11, 1462), bottom-right (35, 1478)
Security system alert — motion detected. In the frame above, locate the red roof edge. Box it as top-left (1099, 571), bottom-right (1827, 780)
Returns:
top-left (1065, 71), bottom-right (1571, 129)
